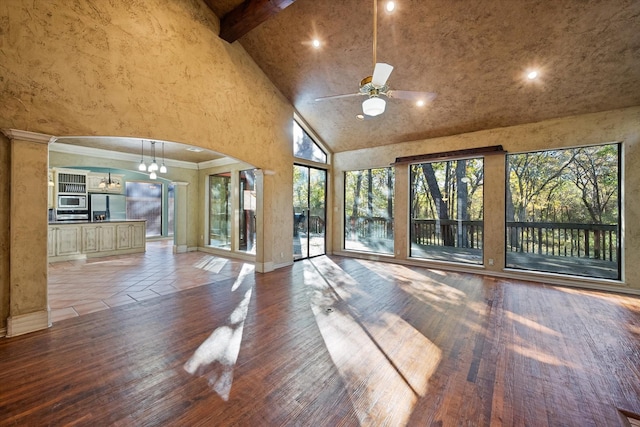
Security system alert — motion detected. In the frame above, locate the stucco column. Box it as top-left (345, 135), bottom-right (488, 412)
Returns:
top-left (2, 129), bottom-right (53, 337)
top-left (394, 163), bottom-right (409, 259)
top-left (483, 153), bottom-right (506, 271)
top-left (172, 181), bottom-right (190, 254)
top-left (254, 169), bottom-right (274, 273)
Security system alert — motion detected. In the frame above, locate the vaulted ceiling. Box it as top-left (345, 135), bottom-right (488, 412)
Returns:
top-left (214, 0), bottom-right (640, 153)
top-left (54, 0), bottom-right (640, 162)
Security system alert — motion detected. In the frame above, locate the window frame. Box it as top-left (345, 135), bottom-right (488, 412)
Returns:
top-left (504, 142), bottom-right (622, 280)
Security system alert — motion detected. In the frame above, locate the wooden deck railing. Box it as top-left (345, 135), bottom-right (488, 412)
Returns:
top-left (347, 216), bottom-right (393, 240)
top-left (348, 217), bottom-right (618, 262)
top-left (412, 219), bottom-right (484, 249)
top-left (506, 221), bottom-right (618, 261)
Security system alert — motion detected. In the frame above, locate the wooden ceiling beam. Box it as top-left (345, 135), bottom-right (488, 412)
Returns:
top-left (217, 0), bottom-right (296, 43)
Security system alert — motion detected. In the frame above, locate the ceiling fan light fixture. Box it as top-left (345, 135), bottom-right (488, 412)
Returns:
top-left (362, 97), bottom-right (386, 116)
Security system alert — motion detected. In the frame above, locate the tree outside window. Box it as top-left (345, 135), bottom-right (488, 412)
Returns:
top-left (506, 143), bottom-right (620, 279)
top-left (344, 168), bottom-right (394, 255)
top-left (410, 158), bottom-right (484, 264)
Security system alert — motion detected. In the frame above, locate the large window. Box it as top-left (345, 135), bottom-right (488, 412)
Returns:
top-left (293, 121), bottom-right (326, 163)
top-left (293, 165), bottom-right (326, 260)
top-left (209, 173), bottom-right (231, 249)
top-left (506, 143), bottom-right (620, 280)
top-left (410, 158), bottom-right (484, 264)
top-left (126, 181), bottom-right (163, 238)
top-left (344, 168), bottom-right (394, 254)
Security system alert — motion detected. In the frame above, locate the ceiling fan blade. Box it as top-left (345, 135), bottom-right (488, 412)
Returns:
top-left (371, 63), bottom-right (394, 87)
top-left (386, 90), bottom-right (437, 102)
top-left (315, 93), bottom-right (363, 102)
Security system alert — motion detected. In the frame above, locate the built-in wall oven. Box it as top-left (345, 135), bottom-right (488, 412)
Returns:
top-left (56, 195), bottom-right (88, 221)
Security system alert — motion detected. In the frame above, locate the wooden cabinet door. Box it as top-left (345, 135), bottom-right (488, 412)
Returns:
top-left (48, 227), bottom-right (57, 258)
top-left (100, 225), bottom-right (117, 252)
top-left (82, 226), bottom-right (99, 253)
top-left (56, 226), bottom-right (81, 256)
top-left (131, 223), bottom-right (146, 249)
top-left (116, 224), bottom-right (132, 249)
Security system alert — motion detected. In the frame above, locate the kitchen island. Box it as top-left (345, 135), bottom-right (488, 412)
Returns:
top-left (48, 220), bottom-right (146, 262)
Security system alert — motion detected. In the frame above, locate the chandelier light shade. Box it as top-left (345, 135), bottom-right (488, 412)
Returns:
top-left (159, 142), bottom-right (168, 174)
top-left (149, 171), bottom-right (157, 180)
top-left (148, 141), bottom-right (159, 172)
top-left (362, 96), bottom-right (386, 116)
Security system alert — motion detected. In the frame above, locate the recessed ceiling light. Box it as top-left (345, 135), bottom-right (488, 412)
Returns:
top-left (186, 147), bottom-right (203, 152)
top-left (416, 100), bottom-right (425, 107)
top-left (527, 70), bottom-right (539, 80)
top-left (312, 39), bottom-right (321, 48)
top-left (386, 1), bottom-right (396, 12)
top-left (356, 114), bottom-right (365, 120)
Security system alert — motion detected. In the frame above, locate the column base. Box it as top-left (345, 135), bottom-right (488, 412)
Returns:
top-left (173, 245), bottom-right (188, 254)
top-left (7, 310), bottom-right (51, 337)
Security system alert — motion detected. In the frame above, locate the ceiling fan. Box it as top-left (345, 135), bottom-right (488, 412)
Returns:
top-left (315, 0), bottom-right (437, 118)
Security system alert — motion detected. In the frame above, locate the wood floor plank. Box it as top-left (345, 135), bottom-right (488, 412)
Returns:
top-left (1, 254), bottom-right (640, 426)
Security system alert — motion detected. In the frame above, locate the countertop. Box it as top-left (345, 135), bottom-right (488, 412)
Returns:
top-left (49, 219), bottom-right (147, 225)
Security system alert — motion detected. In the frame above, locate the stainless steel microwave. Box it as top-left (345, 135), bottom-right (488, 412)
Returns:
top-left (57, 195), bottom-right (87, 210)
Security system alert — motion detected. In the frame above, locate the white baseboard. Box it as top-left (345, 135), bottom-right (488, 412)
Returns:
top-left (173, 244), bottom-right (188, 254)
top-left (255, 261), bottom-right (274, 273)
top-left (273, 260), bottom-right (294, 270)
top-left (7, 310), bottom-right (51, 337)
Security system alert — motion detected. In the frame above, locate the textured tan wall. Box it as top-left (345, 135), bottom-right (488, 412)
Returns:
top-left (333, 107), bottom-right (640, 291)
top-left (0, 134), bottom-right (10, 331)
top-left (0, 0), bottom-right (294, 268)
top-left (10, 139), bottom-right (49, 315)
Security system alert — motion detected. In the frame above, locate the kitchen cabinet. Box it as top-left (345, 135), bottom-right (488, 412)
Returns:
top-left (116, 222), bottom-right (145, 250)
top-left (82, 226), bottom-right (99, 253)
top-left (54, 226), bottom-right (82, 257)
top-left (48, 220), bottom-right (146, 262)
top-left (83, 224), bottom-right (117, 253)
top-left (99, 224), bottom-right (117, 252)
top-left (54, 168), bottom-right (89, 195)
top-left (47, 227), bottom-right (56, 258)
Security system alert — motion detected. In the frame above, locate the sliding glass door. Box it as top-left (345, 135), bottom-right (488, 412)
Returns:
top-left (293, 165), bottom-right (326, 260)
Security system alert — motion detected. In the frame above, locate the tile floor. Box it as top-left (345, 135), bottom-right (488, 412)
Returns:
top-left (48, 240), bottom-right (254, 322)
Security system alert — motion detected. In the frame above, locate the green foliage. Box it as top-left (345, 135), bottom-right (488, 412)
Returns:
top-left (507, 144), bottom-right (619, 224)
top-left (345, 168), bottom-right (394, 219)
top-left (410, 158), bottom-right (484, 220)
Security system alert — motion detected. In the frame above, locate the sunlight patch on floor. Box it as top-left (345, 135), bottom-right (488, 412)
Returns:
top-left (183, 285), bottom-right (253, 400)
top-left (305, 262), bottom-right (442, 425)
top-left (356, 259), bottom-right (467, 305)
top-left (194, 257), bottom-right (228, 274)
top-left (505, 311), bottom-right (561, 337)
top-left (232, 263), bottom-right (254, 292)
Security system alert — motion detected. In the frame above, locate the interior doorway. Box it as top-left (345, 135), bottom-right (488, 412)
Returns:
top-left (293, 164), bottom-right (326, 260)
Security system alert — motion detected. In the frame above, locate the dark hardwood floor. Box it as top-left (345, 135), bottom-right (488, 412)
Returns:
top-left (1, 255), bottom-right (639, 426)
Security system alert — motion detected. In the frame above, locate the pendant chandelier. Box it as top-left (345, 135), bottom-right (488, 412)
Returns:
top-left (137, 140), bottom-right (168, 179)
top-left (98, 170), bottom-right (121, 190)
